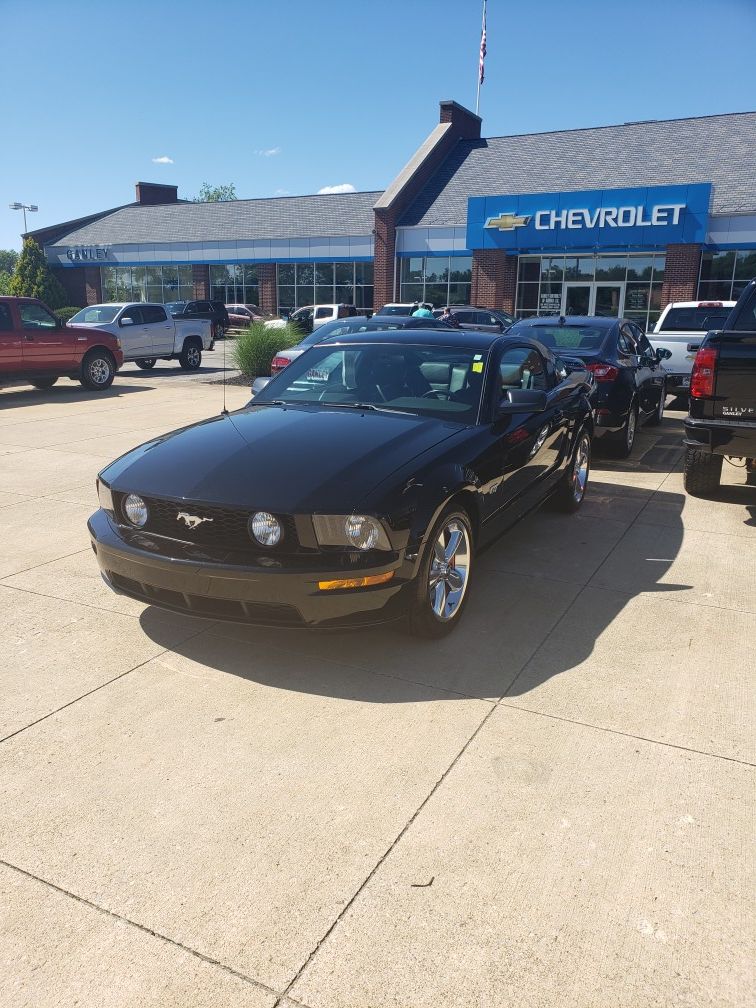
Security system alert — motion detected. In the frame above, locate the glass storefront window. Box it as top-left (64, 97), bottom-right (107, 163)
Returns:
top-left (626, 256), bottom-right (655, 281)
top-left (276, 262), bottom-right (373, 311)
top-left (518, 256), bottom-right (540, 282)
top-left (209, 263), bottom-right (259, 306)
top-left (540, 257), bottom-right (564, 282)
top-left (564, 257), bottom-right (594, 281)
top-left (101, 264), bottom-right (194, 304)
top-left (698, 248), bottom-right (756, 301)
top-left (397, 255), bottom-right (472, 307)
top-left (594, 255), bottom-right (627, 280)
top-left (700, 250), bottom-right (735, 281)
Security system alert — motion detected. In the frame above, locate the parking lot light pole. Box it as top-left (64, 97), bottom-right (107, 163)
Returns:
top-left (9, 202), bottom-right (38, 233)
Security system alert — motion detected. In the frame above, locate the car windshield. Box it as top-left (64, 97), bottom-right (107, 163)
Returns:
top-left (376, 305), bottom-right (413, 316)
top-left (69, 305), bottom-right (121, 324)
top-left (165, 302), bottom-right (186, 313)
top-left (253, 343), bottom-right (488, 423)
top-left (511, 323), bottom-right (609, 352)
top-left (297, 318), bottom-right (410, 347)
top-left (658, 306), bottom-right (731, 331)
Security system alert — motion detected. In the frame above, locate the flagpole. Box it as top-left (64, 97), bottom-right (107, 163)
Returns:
top-left (475, 0), bottom-right (487, 116)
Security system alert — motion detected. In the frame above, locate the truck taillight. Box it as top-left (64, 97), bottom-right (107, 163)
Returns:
top-left (271, 356), bottom-right (291, 373)
top-left (586, 363), bottom-right (619, 382)
top-left (690, 346), bottom-right (718, 398)
top-left (697, 301), bottom-right (723, 308)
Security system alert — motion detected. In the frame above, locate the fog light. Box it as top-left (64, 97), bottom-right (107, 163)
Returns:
top-left (318, 571), bottom-right (394, 591)
top-left (123, 494), bottom-right (148, 527)
top-left (249, 511), bottom-right (281, 546)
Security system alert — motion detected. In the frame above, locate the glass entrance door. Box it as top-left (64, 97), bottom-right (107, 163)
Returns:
top-left (594, 283), bottom-right (624, 317)
top-left (562, 284), bottom-right (591, 316)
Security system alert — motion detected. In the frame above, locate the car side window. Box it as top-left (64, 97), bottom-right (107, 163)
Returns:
top-left (142, 306), bottom-right (167, 324)
top-left (627, 322), bottom-right (653, 356)
top-left (121, 306), bottom-right (143, 325)
top-left (498, 346), bottom-right (550, 393)
top-left (0, 304), bottom-right (12, 331)
top-left (732, 290), bottom-right (756, 332)
top-left (316, 307), bottom-right (333, 319)
top-left (618, 324), bottom-right (638, 356)
top-left (20, 303), bottom-right (58, 329)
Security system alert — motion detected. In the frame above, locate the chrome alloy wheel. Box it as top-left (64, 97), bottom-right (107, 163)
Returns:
top-left (571, 434), bottom-right (590, 504)
top-left (88, 356), bottom-right (111, 385)
top-left (428, 519), bottom-right (471, 621)
top-left (186, 345), bottom-right (201, 367)
top-left (626, 406), bottom-right (637, 451)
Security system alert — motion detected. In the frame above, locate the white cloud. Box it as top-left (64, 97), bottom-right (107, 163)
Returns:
top-left (274, 188), bottom-right (290, 196)
top-left (255, 147), bottom-right (281, 157)
top-left (317, 183), bottom-right (356, 195)
top-left (151, 155), bottom-right (174, 164)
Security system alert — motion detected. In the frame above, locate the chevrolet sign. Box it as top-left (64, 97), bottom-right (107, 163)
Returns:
top-left (468, 183), bottom-right (711, 251)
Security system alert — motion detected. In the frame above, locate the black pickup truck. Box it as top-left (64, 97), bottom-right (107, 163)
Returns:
top-left (684, 278), bottom-right (756, 495)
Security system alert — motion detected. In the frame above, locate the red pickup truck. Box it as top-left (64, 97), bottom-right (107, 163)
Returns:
top-left (0, 296), bottom-right (123, 392)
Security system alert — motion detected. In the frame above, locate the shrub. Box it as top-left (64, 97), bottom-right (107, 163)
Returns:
top-left (10, 238), bottom-right (68, 309)
top-left (231, 321), bottom-right (302, 377)
top-left (57, 306), bottom-right (83, 323)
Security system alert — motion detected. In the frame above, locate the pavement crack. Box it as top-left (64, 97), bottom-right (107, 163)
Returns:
top-left (0, 859), bottom-right (278, 999)
top-left (273, 701), bottom-right (498, 1005)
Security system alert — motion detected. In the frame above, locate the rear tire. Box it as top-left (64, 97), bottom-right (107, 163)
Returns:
top-left (31, 376), bottom-right (58, 390)
top-left (610, 402), bottom-right (638, 458)
top-left (179, 339), bottom-right (202, 370)
top-left (80, 349), bottom-right (115, 391)
top-left (683, 448), bottom-right (722, 497)
top-left (552, 429), bottom-right (591, 512)
top-left (135, 358), bottom-right (156, 370)
top-left (646, 382), bottom-right (665, 426)
top-left (407, 506), bottom-right (474, 638)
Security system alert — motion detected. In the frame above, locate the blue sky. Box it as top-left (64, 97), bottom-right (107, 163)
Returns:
top-left (1, 0), bottom-right (755, 251)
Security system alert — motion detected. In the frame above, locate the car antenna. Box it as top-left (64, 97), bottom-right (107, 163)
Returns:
top-left (221, 316), bottom-right (228, 415)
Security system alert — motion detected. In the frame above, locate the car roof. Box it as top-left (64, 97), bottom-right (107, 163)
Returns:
top-left (511, 315), bottom-right (618, 328)
top-left (666, 300), bottom-right (737, 307)
top-left (318, 327), bottom-right (502, 350)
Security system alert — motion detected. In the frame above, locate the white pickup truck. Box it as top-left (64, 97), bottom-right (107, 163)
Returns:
top-left (264, 304), bottom-right (362, 335)
top-left (67, 302), bottom-right (213, 370)
top-left (648, 300), bottom-right (735, 397)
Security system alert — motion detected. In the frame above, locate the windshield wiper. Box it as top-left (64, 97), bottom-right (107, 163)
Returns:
top-left (323, 402), bottom-right (413, 415)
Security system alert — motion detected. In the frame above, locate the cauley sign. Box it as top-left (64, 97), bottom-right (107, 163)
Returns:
top-left (65, 246), bottom-right (110, 261)
top-left (466, 183), bottom-right (712, 251)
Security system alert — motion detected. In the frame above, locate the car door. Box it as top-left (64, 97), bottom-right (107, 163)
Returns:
top-left (626, 321), bottom-right (662, 417)
top-left (475, 311), bottom-right (505, 334)
top-left (141, 304), bottom-right (173, 354)
top-left (480, 344), bottom-right (568, 531)
top-left (0, 302), bottom-right (23, 372)
top-left (117, 305), bottom-right (151, 357)
top-left (18, 300), bottom-right (78, 370)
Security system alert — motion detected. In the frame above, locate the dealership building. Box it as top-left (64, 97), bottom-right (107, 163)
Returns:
top-left (30, 101), bottom-right (756, 331)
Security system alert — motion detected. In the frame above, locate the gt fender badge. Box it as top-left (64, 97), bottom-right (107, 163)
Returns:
top-left (177, 512), bottom-right (213, 528)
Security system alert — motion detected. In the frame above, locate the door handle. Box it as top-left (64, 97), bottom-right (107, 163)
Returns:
top-left (24, 333), bottom-right (34, 341)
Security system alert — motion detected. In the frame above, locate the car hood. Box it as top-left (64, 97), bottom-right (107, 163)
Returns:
top-left (100, 404), bottom-right (462, 512)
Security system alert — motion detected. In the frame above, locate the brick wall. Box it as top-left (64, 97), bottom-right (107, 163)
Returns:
top-left (471, 249), bottom-right (518, 313)
top-left (373, 210), bottom-right (396, 308)
top-left (258, 263), bottom-right (277, 315)
top-left (192, 264), bottom-right (210, 300)
top-left (661, 244), bottom-right (702, 306)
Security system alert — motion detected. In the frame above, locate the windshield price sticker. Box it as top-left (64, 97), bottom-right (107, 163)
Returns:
top-left (306, 369), bottom-right (329, 382)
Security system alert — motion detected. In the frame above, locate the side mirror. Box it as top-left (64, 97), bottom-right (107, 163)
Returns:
top-left (250, 376), bottom-right (271, 397)
top-left (655, 347), bottom-right (672, 361)
top-left (119, 316), bottom-right (134, 326)
top-left (499, 389), bottom-right (548, 413)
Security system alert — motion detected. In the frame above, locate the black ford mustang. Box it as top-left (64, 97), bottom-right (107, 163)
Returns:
top-left (90, 330), bottom-right (593, 636)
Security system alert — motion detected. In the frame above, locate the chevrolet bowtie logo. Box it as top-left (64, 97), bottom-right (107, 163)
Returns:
top-left (485, 212), bottom-right (531, 231)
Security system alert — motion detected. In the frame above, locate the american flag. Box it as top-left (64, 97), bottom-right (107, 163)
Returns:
top-left (479, 1), bottom-right (487, 85)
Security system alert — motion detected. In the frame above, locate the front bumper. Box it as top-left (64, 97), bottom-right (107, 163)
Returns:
top-left (88, 509), bottom-right (412, 629)
top-left (684, 416), bottom-right (756, 458)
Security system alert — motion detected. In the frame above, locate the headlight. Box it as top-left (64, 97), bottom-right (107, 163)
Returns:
top-left (123, 493), bottom-right (149, 527)
top-left (97, 479), bottom-right (114, 514)
top-left (249, 511), bottom-right (281, 546)
top-left (312, 514), bottom-right (392, 551)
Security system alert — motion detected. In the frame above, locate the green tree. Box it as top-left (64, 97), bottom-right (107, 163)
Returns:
top-left (9, 238), bottom-right (68, 309)
top-left (0, 249), bottom-right (19, 274)
top-left (0, 272), bottom-right (12, 295)
top-left (191, 182), bottom-right (237, 202)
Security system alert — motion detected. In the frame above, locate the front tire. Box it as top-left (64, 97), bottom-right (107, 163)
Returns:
top-left (407, 507), bottom-right (473, 638)
top-left (684, 447), bottom-right (722, 497)
top-left (31, 376), bottom-right (58, 390)
top-left (646, 382), bottom-right (666, 426)
top-left (179, 339), bottom-right (202, 370)
top-left (80, 349), bottom-right (115, 391)
top-left (135, 358), bottom-right (156, 370)
top-left (553, 429), bottom-right (591, 512)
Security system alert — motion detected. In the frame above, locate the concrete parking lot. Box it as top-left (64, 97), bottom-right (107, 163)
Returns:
top-left (0, 376), bottom-right (753, 1008)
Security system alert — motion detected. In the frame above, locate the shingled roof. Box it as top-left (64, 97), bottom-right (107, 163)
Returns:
top-left (47, 191), bottom-right (381, 246)
top-left (400, 112), bottom-right (756, 226)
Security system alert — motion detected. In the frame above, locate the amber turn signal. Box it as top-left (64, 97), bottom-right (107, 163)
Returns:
top-left (318, 571), bottom-right (395, 591)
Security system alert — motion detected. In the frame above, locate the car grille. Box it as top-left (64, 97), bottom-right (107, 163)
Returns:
top-left (114, 493), bottom-right (300, 553)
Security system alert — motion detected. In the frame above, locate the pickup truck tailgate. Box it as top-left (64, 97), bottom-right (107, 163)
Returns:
top-left (713, 333), bottom-right (756, 420)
